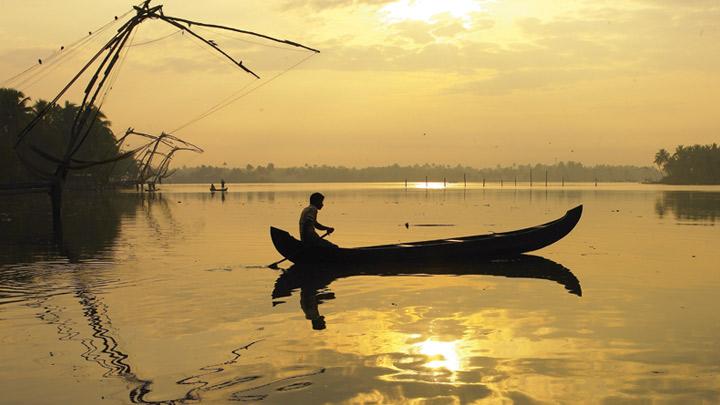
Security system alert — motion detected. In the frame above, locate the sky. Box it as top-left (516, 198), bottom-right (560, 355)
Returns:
top-left (1, 0), bottom-right (718, 168)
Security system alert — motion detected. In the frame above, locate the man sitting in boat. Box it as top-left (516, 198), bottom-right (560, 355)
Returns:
top-left (210, 183), bottom-right (217, 192)
top-left (300, 192), bottom-right (337, 249)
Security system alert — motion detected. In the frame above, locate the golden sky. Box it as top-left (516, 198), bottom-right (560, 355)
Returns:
top-left (1, 0), bottom-right (718, 167)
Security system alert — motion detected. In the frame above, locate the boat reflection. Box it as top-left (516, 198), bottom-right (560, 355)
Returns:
top-left (272, 255), bottom-right (581, 330)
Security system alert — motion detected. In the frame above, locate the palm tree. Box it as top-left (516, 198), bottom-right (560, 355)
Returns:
top-left (0, 87), bottom-right (32, 135)
top-left (0, 88), bottom-right (33, 181)
top-left (654, 149), bottom-right (671, 173)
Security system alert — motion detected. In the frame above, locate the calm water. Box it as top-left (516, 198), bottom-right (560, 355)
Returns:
top-left (1, 183), bottom-right (718, 404)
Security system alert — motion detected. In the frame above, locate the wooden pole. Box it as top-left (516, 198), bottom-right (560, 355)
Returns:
top-left (482, 178), bottom-right (485, 187)
top-left (463, 173), bottom-right (466, 188)
top-left (545, 170), bottom-right (548, 187)
top-left (50, 179), bottom-right (62, 236)
top-left (530, 170), bottom-right (533, 187)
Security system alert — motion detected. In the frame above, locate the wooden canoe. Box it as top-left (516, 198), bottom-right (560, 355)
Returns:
top-left (270, 204), bottom-right (582, 264)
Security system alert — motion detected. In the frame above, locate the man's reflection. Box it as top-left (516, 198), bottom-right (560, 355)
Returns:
top-left (300, 287), bottom-right (326, 330)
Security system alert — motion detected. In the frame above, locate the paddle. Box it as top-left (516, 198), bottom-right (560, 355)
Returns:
top-left (268, 231), bottom-right (330, 269)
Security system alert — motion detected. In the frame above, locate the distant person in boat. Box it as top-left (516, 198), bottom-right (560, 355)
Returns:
top-left (210, 183), bottom-right (217, 192)
top-left (300, 192), bottom-right (337, 248)
top-left (220, 179), bottom-right (226, 190)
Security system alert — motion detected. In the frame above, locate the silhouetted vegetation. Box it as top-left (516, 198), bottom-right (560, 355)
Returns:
top-left (168, 162), bottom-right (660, 183)
top-left (654, 144), bottom-right (720, 184)
top-left (0, 87), bottom-right (138, 186)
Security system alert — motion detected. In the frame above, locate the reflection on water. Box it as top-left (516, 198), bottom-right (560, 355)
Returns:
top-left (0, 192), bottom-right (169, 264)
top-left (273, 255), bottom-right (581, 330)
top-left (1, 183), bottom-right (719, 403)
top-left (655, 191), bottom-right (720, 222)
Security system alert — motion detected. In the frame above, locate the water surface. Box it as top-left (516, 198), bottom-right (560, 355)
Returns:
top-left (1, 183), bottom-right (718, 404)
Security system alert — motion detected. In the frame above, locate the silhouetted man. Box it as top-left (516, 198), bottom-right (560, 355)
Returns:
top-left (299, 192), bottom-right (337, 248)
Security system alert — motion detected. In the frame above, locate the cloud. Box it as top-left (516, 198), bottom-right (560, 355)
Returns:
top-left (279, 0), bottom-right (395, 12)
top-left (445, 67), bottom-right (623, 95)
top-left (390, 20), bottom-right (436, 45)
top-left (635, 0), bottom-right (720, 8)
top-left (291, 0), bottom-right (719, 98)
top-left (516, 5), bottom-right (720, 72)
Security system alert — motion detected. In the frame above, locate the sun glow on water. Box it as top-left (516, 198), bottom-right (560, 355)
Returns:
top-left (414, 181), bottom-right (446, 189)
top-left (417, 339), bottom-right (461, 372)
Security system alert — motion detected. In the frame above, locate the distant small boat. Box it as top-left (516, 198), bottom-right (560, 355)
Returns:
top-left (210, 187), bottom-right (228, 193)
top-left (271, 205), bottom-right (583, 265)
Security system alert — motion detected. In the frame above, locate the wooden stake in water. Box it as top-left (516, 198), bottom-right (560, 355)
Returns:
top-left (483, 178), bottom-right (485, 187)
top-left (464, 173), bottom-right (467, 188)
top-left (545, 170), bottom-right (548, 187)
top-left (530, 170), bottom-right (533, 187)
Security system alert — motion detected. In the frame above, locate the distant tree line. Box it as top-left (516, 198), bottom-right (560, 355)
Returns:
top-left (654, 144), bottom-right (720, 184)
top-left (167, 161), bottom-right (660, 184)
top-left (0, 87), bottom-right (138, 186)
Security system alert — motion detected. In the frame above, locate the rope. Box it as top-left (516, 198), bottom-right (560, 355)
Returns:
top-left (170, 51), bottom-right (317, 134)
top-left (127, 30), bottom-right (181, 47)
top-left (1, 9), bottom-right (132, 87)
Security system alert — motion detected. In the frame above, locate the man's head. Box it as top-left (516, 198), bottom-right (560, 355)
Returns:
top-left (310, 192), bottom-right (325, 209)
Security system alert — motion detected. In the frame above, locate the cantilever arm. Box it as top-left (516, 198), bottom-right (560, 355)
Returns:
top-left (163, 15), bottom-right (320, 53)
top-left (157, 16), bottom-right (260, 78)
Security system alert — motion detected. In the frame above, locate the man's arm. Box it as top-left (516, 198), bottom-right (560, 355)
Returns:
top-left (314, 222), bottom-right (334, 234)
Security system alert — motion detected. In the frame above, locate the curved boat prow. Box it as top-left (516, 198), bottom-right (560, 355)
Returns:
top-left (511, 204), bottom-right (583, 254)
top-left (559, 204), bottom-right (583, 237)
top-left (566, 204), bottom-right (583, 222)
top-left (270, 227), bottom-right (301, 262)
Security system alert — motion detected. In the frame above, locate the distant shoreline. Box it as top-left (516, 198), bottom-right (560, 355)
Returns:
top-left (164, 162), bottom-right (661, 184)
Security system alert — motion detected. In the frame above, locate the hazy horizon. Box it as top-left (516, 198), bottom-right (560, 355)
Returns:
top-left (1, 0), bottom-right (718, 169)
top-left (174, 160), bottom-right (658, 169)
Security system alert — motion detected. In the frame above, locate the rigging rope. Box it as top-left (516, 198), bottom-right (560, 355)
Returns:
top-left (170, 51), bottom-right (317, 134)
top-left (127, 30), bottom-right (181, 47)
top-left (1, 9), bottom-right (133, 88)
